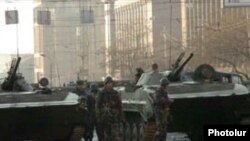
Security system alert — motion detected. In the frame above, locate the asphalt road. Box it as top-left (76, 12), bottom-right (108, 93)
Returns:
top-left (82, 131), bottom-right (191, 141)
top-left (92, 130), bottom-right (98, 141)
top-left (81, 130), bottom-right (98, 141)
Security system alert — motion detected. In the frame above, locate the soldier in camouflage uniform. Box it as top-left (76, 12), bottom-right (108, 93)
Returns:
top-left (73, 80), bottom-right (88, 97)
top-left (97, 76), bottom-right (122, 141)
top-left (72, 80), bottom-right (92, 141)
top-left (88, 83), bottom-right (103, 141)
top-left (154, 78), bottom-right (174, 141)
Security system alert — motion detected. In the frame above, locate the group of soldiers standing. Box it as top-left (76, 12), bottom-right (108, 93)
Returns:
top-left (73, 76), bottom-right (122, 141)
top-left (72, 63), bottom-right (174, 141)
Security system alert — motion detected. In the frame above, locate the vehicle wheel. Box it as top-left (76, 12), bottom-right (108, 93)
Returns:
top-left (131, 123), bottom-right (137, 141)
top-left (138, 123), bottom-right (145, 141)
top-left (125, 122), bottom-right (132, 141)
top-left (121, 122), bottom-right (126, 141)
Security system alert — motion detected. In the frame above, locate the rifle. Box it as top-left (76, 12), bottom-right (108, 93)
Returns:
top-left (1, 57), bottom-right (21, 91)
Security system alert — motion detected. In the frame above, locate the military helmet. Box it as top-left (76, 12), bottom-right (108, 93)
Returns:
top-left (160, 78), bottom-right (170, 86)
top-left (104, 76), bottom-right (113, 84)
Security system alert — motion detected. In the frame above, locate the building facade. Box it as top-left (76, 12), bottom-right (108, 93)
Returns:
top-left (182, 0), bottom-right (250, 74)
top-left (34, 0), bottom-right (106, 86)
top-left (113, 0), bottom-right (182, 79)
top-left (113, 0), bottom-right (250, 79)
top-left (33, 0), bottom-right (250, 83)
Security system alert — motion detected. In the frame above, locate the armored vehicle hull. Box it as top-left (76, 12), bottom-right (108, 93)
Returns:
top-left (169, 83), bottom-right (249, 140)
top-left (0, 91), bottom-right (87, 141)
top-left (120, 82), bottom-right (250, 141)
top-left (169, 90), bottom-right (250, 141)
top-left (119, 53), bottom-right (250, 141)
top-left (0, 57), bottom-right (87, 141)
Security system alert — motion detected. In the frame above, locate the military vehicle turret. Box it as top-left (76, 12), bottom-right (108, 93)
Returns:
top-left (0, 57), bottom-right (87, 141)
top-left (119, 53), bottom-right (250, 141)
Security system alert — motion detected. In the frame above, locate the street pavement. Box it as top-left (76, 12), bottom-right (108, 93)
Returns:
top-left (81, 131), bottom-right (191, 141)
top-left (92, 130), bottom-right (98, 141)
top-left (81, 130), bottom-right (98, 141)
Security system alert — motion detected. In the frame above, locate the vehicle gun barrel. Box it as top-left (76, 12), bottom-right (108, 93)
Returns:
top-left (168, 53), bottom-right (194, 82)
top-left (172, 52), bottom-right (185, 70)
top-left (1, 57), bottom-right (21, 91)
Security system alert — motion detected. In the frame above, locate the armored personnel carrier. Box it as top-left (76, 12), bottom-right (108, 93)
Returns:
top-left (119, 53), bottom-right (250, 141)
top-left (0, 57), bottom-right (87, 141)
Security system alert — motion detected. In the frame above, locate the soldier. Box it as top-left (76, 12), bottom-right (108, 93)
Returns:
top-left (72, 80), bottom-right (91, 141)
top-left (149, 63), bottom-right (162, 84)
top-left (135, 67), bottom-right (144, 83)
top-left (88, 83), bottom-right (103, 141)
top-left (152, 63), bottom-right (159, 73)
top-left (153, 78), bottom-right (174, 141)
top-left (97, 76), bottom-right (122, 141)
top-left (73, 80), bottom-right (88, 97)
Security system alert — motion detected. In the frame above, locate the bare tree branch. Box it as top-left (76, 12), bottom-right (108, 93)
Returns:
top-left (215, 57), bottom-right (250, 80)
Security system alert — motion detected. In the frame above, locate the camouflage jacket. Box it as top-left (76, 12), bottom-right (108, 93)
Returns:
top-left (73, 89), bottom-right (95, 123)
top-left (97, 88), bottom-right (122, 123)
top-left (154, 88), bottom-right (172, 109)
